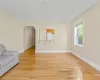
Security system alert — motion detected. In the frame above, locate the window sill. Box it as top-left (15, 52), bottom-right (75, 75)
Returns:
top-left (74, 44), bottom-right (84, 47)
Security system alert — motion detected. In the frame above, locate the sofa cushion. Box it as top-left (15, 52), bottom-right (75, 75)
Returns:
top-left (0, 55), bottom-right (15, 69)
top-left (0, 44), bottom-right (6, 56)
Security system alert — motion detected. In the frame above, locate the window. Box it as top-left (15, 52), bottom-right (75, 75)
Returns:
top-left (74, 22), bottom-right (84, 46)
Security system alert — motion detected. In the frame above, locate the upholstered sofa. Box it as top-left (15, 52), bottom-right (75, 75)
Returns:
top-left (0, 44), bottom-right (19, 77)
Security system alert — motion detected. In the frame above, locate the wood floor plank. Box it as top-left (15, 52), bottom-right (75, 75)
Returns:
top-left (0, 48), bottom-right (100, 80)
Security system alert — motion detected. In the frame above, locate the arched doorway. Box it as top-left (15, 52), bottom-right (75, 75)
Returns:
top-left (24, 26), bottom-right (35, 54)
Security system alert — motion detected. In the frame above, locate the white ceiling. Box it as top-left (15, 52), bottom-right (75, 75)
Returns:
top-left (0, 0), bottom-right (99, 23)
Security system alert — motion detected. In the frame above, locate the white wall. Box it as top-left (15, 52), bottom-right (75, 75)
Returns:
top-left (23, 23), bottom-right (71, 53)
top-left (0, 9), bottom-right (23, 53)
top-left (0, 9), bottom-right (70, 53)
top-left (24, 26), bottom-right (35, 50)
top-left (71, 2), bottom-right (100, 69)
top-left (34, 24), bottom-right (71, 53)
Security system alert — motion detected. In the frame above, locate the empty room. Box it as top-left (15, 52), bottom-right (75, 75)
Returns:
top-left (0, 0), bottom-right (100, 80)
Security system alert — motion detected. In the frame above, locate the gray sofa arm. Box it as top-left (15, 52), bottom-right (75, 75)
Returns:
top-left (2, 51), bottom-right (19, 63)
top-left (2, 51), bottom-right (19, 56)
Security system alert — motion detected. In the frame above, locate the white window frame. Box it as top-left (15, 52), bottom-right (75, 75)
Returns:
top-left (74, 22), bottom-right (84, 47)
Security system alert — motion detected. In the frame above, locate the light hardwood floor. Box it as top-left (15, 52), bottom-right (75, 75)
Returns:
top-left (0, 48), bottom-right (100, 80)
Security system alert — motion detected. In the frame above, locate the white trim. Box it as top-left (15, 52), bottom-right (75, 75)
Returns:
top-left (18, 50), bottom-right (24, 54)
top-left (36, 50), bottom-right (71, 53)
top-left (75, 44), bottom-right (84, 47)
top-left (71, 52), bottom-right (100, 71)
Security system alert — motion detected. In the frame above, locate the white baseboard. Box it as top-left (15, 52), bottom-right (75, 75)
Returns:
top-left (18, 50), bottom-right (24, 54)
top-left (71, 51), bottom-right (100, 71)
top-left (36, 50), bottom-right (71, 53)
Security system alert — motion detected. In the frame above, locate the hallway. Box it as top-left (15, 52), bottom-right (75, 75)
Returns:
top-left (1, 48), bottom-right (100, 80)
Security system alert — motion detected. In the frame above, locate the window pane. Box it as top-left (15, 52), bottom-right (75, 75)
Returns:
top-left (77, 24), bottom-right (83, 44)
top-left (74, 22), bottom-right (83, 46)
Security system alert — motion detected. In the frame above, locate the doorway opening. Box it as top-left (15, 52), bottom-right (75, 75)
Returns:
top-left (24, 26), bottom-right (35, 55)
